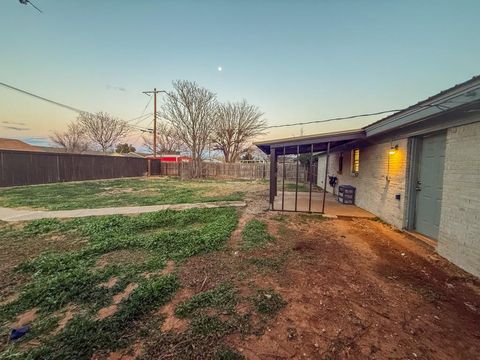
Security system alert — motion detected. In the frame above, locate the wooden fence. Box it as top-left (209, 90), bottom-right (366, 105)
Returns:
top-left (157, 161), bottom-right (309, 182)
top-left (0, 150), bottom-right (148, 187)
top-left (0, 150), bottom-right (311, 187)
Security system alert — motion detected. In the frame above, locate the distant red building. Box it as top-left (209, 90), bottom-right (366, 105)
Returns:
top-left (146, 154), bottom-right (191, 163)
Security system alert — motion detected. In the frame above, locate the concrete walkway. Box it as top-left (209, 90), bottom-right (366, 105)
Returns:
top-left (0, 201), bottom-right (246, 222)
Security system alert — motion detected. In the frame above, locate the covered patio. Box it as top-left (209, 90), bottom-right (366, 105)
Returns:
top-left (255, 129), bottom-right (374, 217)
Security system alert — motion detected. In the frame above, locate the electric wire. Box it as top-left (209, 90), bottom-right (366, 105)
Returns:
top-left (0, 81), bottom-right (152, 133)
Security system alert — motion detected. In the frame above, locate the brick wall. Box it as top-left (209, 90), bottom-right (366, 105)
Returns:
top-left (438, 121), bottom-right (480, 277)
top-left (317, 139), bottom-right (408, 228)
top-left (316, 121), bottom-right (480, 277)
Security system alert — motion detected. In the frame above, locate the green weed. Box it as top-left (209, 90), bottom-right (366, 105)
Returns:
top-left (0, 207), bottom-right (238, 358)
top-left (297, 213), bottom-right (325, 223)
top-left (271, 214), bottom-right (288, 222)
top-left (214, 345), bottom-right (245, 360)
top-left (251, 289), bottom-right (286, 315)
top-left (241, 220), bottom-right (274, 250)
top-left (247, 251), bottom-right (289, 271)
top-left (175, 283), bottom-right (238, 318)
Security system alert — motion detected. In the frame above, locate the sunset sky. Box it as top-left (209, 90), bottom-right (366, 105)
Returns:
top-left (1, 0), bottom-right (479, 148)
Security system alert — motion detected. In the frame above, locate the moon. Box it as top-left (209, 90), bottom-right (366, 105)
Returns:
top-left (217, 66), bottom-right (222, 72)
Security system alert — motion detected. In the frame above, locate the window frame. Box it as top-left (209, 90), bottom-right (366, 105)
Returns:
top-left (338, 153), bottom-right (343, 174)
top-left (351, 148), bottom-right (360, 175)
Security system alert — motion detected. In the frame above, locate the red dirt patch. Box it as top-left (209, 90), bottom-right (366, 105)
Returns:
top-left (11, 308), bottom-right (38, 328)
top-left (0, 292), bottom-right (19, 306)
top-left (226, 217), bottom-right (480, 360)
top-left (97, 283), bottom-right (139, 320)
top-left (142, 260), bottom-right (175, 279)
top-left (97, 305), bottom-right (118, 320)
top-left (98, 276), bottom-right (119, 289)
top-left (157, 287), bottom-right (194, 333)
top-left (103, 341), bottom-right (143, 360)
top-left (113, 283), bottom-right (139, 304)
top-left (54, 304), bottom-right (77, 333)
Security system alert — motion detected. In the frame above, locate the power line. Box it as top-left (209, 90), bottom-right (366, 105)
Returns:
top-left (0, 81), bottom-right (152, 133)
top-left (126, 113), bottom-right (154, 127)
top-left (142, 88), bottom-right (164, 158)
top-left (126, 112), bottom-right (152, 123)
top-left (0, 81), bottom-right (87, 113)
top-left (266, 109), bottom-right (402, 129)
top-left (265, 90), bottom-right (480, 130)
top-left (140, 97), bottom-right (152, 117)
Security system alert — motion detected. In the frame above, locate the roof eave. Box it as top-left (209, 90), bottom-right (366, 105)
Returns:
top-left (364, 76), bottom-right (480, 137)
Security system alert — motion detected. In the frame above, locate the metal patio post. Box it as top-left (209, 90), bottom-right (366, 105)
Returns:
top-left (322, 142), bottom-right (331, 214)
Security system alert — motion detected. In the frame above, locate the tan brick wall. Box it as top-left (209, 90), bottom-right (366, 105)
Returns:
top-left (318, 139), bottom-right (408, 228)
top-left (438, 121), bottom-right (480, 277)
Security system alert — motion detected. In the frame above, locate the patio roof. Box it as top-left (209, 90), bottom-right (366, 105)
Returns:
top-left (256, 76), bottom-right (480, 156)
top-left (254, 129), bottom-right (365, 155)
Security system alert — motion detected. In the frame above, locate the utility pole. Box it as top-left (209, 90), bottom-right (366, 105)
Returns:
top-left (142, 88), bottom-right (162, 158)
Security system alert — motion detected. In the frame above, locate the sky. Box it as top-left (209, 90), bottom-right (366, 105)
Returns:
top-left (0, 0), bottom-right (479, 148)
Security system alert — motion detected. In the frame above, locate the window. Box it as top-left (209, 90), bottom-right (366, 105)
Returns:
top-left (338, 153), bottom-right (343, 174)
top-left (351, 148), bottom-right (360, 175)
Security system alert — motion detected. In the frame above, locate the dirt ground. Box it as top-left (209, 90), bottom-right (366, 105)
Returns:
top-left (1, 184), bottom-right (479, 359)
top-left (174, 197), bottom-right (480, 359)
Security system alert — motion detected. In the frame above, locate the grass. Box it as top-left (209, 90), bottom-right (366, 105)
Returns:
top-left (138, 282), bottom-right (284, 359)
top-left (175, 283), bottom-right (239, 318)
top-left (271, 213), bottom-right (289, 222)
top-left (0, 177), bottom-right (246, 210)
top-left (251, 289), bottom-right (286, 315)
top-left (247, 251), bottom-right (289, 272)
top-left (284, 182), bottom-right (311, 192)
top-left (0, 207), bottom-right (238, 359)
top-left (296, 213), bottom-right (325, 223)
top-left (241, 220), bottom-right (274, 250)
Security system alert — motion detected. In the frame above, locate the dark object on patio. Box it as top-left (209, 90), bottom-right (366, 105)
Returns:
top-left (10, 325), bottom-right (30, 341)
top-left (328, 175), bottom-right (338, 195)
top-left (338, 185), bottom-right (356, 205)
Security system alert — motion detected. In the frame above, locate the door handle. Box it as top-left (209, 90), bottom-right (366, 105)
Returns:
top-left (416, 179), bottom-right (422, 191)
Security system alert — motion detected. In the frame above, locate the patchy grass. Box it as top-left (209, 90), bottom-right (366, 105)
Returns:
top-left (175, 283), bottom-right (238, 318)
top-left (0, 207), bottom-right (238, 359)
top-left (251, 289), bottom-right (286, 315)
top-left (28, 275), bottom-right (179, 360)
top-left (0, 177), bottom-right (247, 210)
top-left (214, 345), bottom-right (245, 360)
top-left (141, 283), bottom-right (284, 359)
top-left (241, 220), bottom-right (274, 250)
top-left (284, 182), bottom-right (311, 192)
top-left (271, 213), bottom-right (289, 222)
top-left (247, 251), bottom-right (289, 272)
top-left (296, 213), bottom-right (325, 223)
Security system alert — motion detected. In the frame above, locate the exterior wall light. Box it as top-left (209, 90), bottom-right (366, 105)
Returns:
top-left (386, 144), bottom-right (398, 182)
top-left (389, 145), bottom-right (398, 155)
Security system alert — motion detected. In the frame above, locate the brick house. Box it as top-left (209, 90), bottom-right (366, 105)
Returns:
top-left (256, 76), bottom-right (480, 277)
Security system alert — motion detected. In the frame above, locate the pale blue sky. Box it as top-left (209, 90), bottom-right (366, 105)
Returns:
top-left (0, 0), bottom-right (479, 146)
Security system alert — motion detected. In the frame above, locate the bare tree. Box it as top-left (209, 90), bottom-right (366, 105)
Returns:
top-left (212, 100), bottom-right (266, 163)
top-left (78, 112), bottom-right (129, 152)
top-left (50, 121), bottom-right (90, 153)
top-left (142, 122), bottom-right (184, 155)
top-left (240, 145), bottom-right (269, 162)
top-left (161, 80), bottom-right (217, 177)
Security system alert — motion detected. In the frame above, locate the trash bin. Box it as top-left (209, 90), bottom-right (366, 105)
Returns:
top-left (338, 185), bottom-right (356, 205)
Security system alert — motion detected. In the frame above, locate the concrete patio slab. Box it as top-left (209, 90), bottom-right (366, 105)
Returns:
top-left (273, 191), bottom-right (375, 218)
